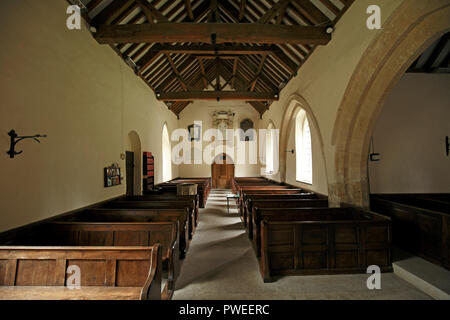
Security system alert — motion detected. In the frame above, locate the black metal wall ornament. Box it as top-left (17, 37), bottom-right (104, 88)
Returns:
top-left (7, 130), bottom-right (47, 158)
top-left (446, 136), bottom-right (449, 157)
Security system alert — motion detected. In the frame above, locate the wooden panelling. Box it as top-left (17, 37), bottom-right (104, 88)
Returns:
top-left (371, 195), bottom-right (449, 270)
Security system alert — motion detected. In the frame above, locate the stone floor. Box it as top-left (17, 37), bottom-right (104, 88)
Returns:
top-left (172, 189), bottom-right (431, 300)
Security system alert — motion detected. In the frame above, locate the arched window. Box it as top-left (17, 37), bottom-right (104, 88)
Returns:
top-left (295, 110), bottom-right (312, 184)
top-left (162, 124), bottom-right (172, 182)
top-left (240, 118), bottom-right (254, 141)
top-left (266, 122), bottom-right (275, 174)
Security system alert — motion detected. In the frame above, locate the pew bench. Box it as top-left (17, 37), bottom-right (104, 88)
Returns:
top-left (370, 195), bottom-right (450, 270)
top-left (245, 199), bottom-right (329, 238)
top-left (60, 208), bottom-right (190, 259)
top-left (259, 211), bottom-right (392, 282)
top-left (0, 245), bottom-right (162, 300)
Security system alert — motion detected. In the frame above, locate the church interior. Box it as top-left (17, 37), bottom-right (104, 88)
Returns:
top-left (0, 0), bottom-right (449, 301)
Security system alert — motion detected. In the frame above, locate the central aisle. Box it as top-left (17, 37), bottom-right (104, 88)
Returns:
top-left (172, 190), bottom-right (431, 300)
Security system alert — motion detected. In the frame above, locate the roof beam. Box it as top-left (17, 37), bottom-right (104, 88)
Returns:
top-left (258, 0), bottom-right (292, 24)
top-left (156, 91), bottom-right (279, 102)
top-left (95, 23), bottom-right (331, 45)
top-left (145, 44), bottom-right (274, 55)
top-left (165, 54), bottom-right (190, 91)
top-left (239, 0), bottom-right (247, 21)
top-left (135, 0), bottom-right (169, 23)
top-left (185, 0), bottom-right (194, 20)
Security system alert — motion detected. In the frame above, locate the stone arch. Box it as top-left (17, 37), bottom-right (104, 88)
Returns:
top-left (278, 93), bottom-right (328, 193)
top-left (127, 130), bottom-right (142, 195)
top-left (331, 1), bottom-right (450, 208)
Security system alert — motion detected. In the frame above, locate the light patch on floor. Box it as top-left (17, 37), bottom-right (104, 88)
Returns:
top-left (173, 190), bottom-right (431, 300)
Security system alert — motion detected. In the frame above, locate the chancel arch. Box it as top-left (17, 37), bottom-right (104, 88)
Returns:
top-left (332, 1), bottom-right (450, 208)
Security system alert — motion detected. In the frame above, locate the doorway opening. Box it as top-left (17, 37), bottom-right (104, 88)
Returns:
top-left (211, 153), bottom-right (235, 189)
top-left (125, 151), bottom-right (134, 196)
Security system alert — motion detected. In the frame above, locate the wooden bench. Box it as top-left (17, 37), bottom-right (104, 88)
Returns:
top-left (372, 194), bottom-right (450, 214)
top-left (61, 208), bottom-right (190, 259)
top-left (370, 195), bottom-right (449, 270)
top-left (41, 221), bottom-right (179, 298)
top-left (156, 178), bottom-right (211, 208)
top-left (0, 245), bottom-right (162, 300)
top-left (260, 211), bottom-right (392, 282)
top-left (100, 199), bottom-right (198, 235)
top-left (245, 199), bottom-right (329, 238)
top-left (252, 207), bottom-right (376, 257)
top-left (120, 194), bottom-right (200, 225)
top-left (243, 193), bottom-right (322, 225)
top-left (238, 189), bottom-right (308, 219)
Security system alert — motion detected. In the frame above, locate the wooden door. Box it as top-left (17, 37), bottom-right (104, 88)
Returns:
top-left (126, 151), bottom-right (134, 196)
top-left (211, 154), bottom-right (234, 189)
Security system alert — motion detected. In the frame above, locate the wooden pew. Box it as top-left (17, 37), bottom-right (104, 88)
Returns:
top-left (238, 189), bottom-right (308, 222)
top-left (243, 193), bottom-right (322, 224)
top-left (245, 199), bottom-right (329, 238)
top-left (252, 207), bottom-right (375, 257)
top-left (120, 194), bottom-right (200, 226)
top-left (157, 178), bottom-right (211, 208)
top-left (0, 245), bottom-right (162, 300)
top-left (232, 177), bottom-right (269, 193)
top-left (99, 200), bottom-right (198, 236)
top-left (38, 222), bottom-right (179, 299)
top-left (260, 211), bottom-right (392, 282)
top-left (60, 208), bottom-right (190, 259)
top-left (370, 195), bottom-right (450, 270)
top-left (372, 194), bottom-right (450, 214)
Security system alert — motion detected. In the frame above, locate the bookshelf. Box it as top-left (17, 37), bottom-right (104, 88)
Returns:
top-left (143, 152), bottom-right (154, 191)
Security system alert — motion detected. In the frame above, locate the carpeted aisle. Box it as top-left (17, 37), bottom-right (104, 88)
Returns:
top-left (172, 190), bottom-right (431, 300)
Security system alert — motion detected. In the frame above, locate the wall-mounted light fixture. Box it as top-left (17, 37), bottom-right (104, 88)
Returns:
top-left (326, 26), bottom-right (335, 34)
top-left (7, 130), bottom-right (47, 158)
top-left (369, 137), bottom-right (380, 161)
top-left (446, 136), bottom-right (449, 157)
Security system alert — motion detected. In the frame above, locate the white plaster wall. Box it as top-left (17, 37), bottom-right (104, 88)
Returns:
top-left (369, 73), bottom-right (450, 194)
top-left (177, 100), bottom-right (261, 178)
top-left (260, 0), bottom-right (403, 195)
top-left (0, 0), bottom-right (178, 232)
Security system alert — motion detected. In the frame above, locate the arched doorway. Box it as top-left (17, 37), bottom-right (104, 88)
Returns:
top-left (127, 131), bottom-right (142, 196)
top-left (211, 153), bottom-right (235, 189)
top-left (331, 1), bottom-right (450, 208)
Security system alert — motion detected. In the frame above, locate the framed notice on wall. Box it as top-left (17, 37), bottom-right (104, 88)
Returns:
top-left (104, 163), bottom-right (121, 187)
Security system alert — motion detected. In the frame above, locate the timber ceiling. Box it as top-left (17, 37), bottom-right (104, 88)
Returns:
top-left (74, 0), bottom-right (354, 117)
top-left (407, 32), bottom-right (450, 74)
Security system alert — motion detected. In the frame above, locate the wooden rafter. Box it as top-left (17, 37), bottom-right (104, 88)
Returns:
top-left (165, 53), bottom-right (189, 91)
top-left (95, 23), bottom-right (331, 45)
top-left (156, 91), bottom-right (279, 102)
top-left (135, 0), bottom-right (169, 23)
top-left (239, 0), bottom-right (247, 21)
top-left (185, 0), bottom-right (194, 20)
top-left (258, 0), bottom-right (291, 24)
top-left (231, 58), bottom-right (239, 88)
top-left (197, 58), bottom-right (209, 89)
top-left (248, 55), bottom-right (267, 91)
top-left (82, 0), bottom-right (354, 116)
